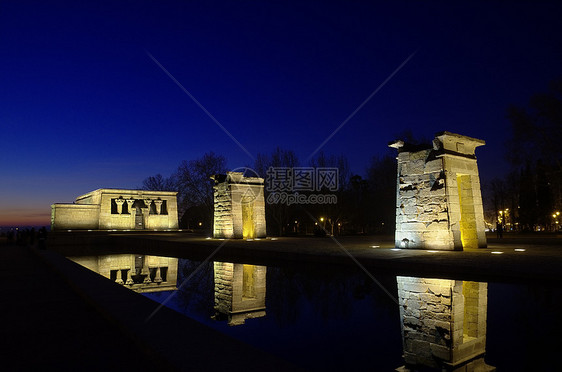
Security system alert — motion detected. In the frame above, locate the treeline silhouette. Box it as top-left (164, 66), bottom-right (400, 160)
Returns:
top-left (486, 78), bottom-right (562, 232)
top-left (141, 148), bottom-right (399, 236)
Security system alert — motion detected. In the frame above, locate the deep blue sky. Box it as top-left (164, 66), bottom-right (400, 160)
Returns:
top-left (1, 1), bottom-right (561, 225)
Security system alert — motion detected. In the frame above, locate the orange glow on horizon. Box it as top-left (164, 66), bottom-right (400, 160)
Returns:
top-left (0, 210), bottom-right (51, 227)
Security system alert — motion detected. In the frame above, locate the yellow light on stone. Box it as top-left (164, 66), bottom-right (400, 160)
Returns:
top-left (391, 248), bottom-right (401, 251)
top-left (491, 251), bottom-right (503, 254)
top-left (371, 245), bottom-right (380, 248)
top-left (514, 248), bottom-right (526, 252)
top-left (426, 250), bottom-right (439, 253)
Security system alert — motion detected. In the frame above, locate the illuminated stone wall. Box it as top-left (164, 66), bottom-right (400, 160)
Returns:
top-left (69, 254), bottom-right (178, 293)
top-left (213, 261), bottom-right (266, 326)
top-left (396, 276), bottom-right (494, 371)
top-left (50, 204), bottom-right (100, 230)
top-left (51, 188), bottom-right (179, 230)
top-left (390, 132), bottom-right (487, 250)
top-left (212, 172), bottom-right (266, 239)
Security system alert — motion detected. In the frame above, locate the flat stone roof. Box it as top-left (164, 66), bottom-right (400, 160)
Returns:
top-left (76, 188), bottom-right (177, 200)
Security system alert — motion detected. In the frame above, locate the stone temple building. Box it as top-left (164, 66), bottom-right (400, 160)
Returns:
top-left (389, 132), bottom-right (487, 250)
top-left (51, 188), bottom-right (178, 231)
top-left (69, 254), bottom-right (178, 293)
top-left (396, 276), bottom-right (494, 371)
top-left (213, 261), bottom-right (267, 326)
top-left (211, 172), bottom-right (266, 239)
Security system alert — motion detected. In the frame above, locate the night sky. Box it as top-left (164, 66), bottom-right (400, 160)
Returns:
top-left (1, 1), bottom-right (561, 226)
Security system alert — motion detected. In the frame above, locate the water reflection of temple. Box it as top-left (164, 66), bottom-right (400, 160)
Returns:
top-left (69, 254), bottom-right (178, 293)
top-left (396, 276), bottom-right (495, 371)
top-left (213, 262), bottom-right (266, 326)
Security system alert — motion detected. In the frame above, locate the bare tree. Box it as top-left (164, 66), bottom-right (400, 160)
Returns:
top-left (174, 152), bottom-right (227, 229)
top-left (309, 152), bottom-right (351, 236)
top-left (366, 153), bottom-right (397, 233)
top-left (141, 174), bottom-right (176, 191)
top-left (254, 147), bottom-right (300, 236)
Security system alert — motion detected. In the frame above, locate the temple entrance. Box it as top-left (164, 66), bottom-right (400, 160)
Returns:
top-left (134, 208), bottom-right (144, 229)
top-left (242, 201), bottom-right (255, 239)
top-left (456, 174), bottom-right (478, 249)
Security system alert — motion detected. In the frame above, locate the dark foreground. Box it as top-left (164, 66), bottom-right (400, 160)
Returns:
top-left (0, 245), bottom-right (298, 371)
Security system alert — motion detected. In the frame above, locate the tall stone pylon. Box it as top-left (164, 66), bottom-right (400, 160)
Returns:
top-left (389, 132), bottom-right (487, 250)
top-left (211, 172), bottom-right (266, 239)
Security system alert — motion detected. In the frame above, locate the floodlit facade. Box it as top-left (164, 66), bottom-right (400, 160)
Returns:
top-left (390, 132), bottom-right (487, 250)
top-left (397, 276), bottom-right (495, 371)
top-left (69, 254), bottom-right (178, 293)
top-left (211, 172), bottom-right (266, 239)
top-left (213, 262), bottom-right (267, 326)
top-left (51, 188), bottom-right (178, 231)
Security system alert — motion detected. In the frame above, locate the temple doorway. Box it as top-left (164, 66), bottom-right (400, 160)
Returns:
top-left (457, 174), bottom-right (478, 249)
top-left (242, 201), bottom-right (255, 239)
top-left (134, 208), bottom-right (144, 229)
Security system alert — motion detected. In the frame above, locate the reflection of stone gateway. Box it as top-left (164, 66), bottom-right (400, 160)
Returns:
top-left (211, 172), bottom-right (266, 239)
top-left (390, 132), bottom-right (487, 250)
top-left (396, 276), bottom-right (495, 371)
top-left (213, 262), bottom-right (266, 326)
top-left (51, 189), bottom-right (178, 231)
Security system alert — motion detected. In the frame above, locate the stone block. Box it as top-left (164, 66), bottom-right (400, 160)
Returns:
top-left (430, 343), bottom-right (451, 361)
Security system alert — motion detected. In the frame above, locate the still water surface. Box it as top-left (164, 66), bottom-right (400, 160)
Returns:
top-left (69, 254), bottom-right (562, 370)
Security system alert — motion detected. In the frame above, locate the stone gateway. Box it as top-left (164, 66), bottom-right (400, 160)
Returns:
top-left (390, 132), bottom-right (487, 250)
top-left (211, 172), bottom-right (266, 239)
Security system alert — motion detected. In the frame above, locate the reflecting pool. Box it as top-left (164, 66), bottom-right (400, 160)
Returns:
top-left (69, 254), bottom-right (562, 371)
